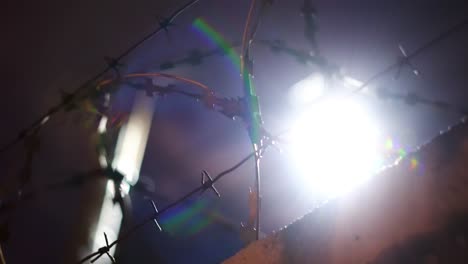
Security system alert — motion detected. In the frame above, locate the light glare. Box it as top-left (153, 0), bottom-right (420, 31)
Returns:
top-left (290, 73), bottom-right (325, 105)
top-left (112, 92), bottom-right (155, 185)
top-left (288, 100), bottom-right (381, 198)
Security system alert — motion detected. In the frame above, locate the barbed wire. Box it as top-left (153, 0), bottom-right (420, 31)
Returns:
top-left (376, 87), bottom-right (468, 116)
top-left (0, 0), bottom-right (209, 236)
top-left (1, 1), bottom-right (467, 263)
top-left (78, 136), bottom-right (279, 263)
top-left (346, 17), bottom-right (468, 97)
top-left (151, 16), bottom-right (468, 117)
top-left (0, 77), bottom-right (281, 215)
top-left (0, 0), bottom-right (202, 155)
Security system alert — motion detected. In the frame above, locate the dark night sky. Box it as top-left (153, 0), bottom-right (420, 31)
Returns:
top-left (1, 0), bottom-right (468, 263)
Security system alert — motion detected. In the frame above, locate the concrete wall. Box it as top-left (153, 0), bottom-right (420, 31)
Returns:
top-left (224, 118), bottom-right (468, 264)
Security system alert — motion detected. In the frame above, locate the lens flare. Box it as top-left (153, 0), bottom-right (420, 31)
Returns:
top-left (192, 18), bottom-right (240, 70)
top-left (398, 148), bottom-right (407, 159)
top-left (410, 157), bottom-right (419, 170)
top-left (385, 138), bottom-right (393, 150)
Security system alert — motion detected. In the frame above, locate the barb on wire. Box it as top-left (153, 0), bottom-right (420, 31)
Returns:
top-left (257, 16), bottom-right (468, 102)
top-left (201, 170), bottom-right (220, 197)
top-left (395, 44), bottom-right (420, 79)
top-left (104, 56), bottom-right (125, 77)
top-left (86, 232), bottom-right (115, 264)
top-left (157, 16), bottom-right (176, 35)
top-left (348, 16), bottom-right (468, 97)
top-left (149, 200), bottom-right (162, 231)
top-left (0, 0), bottom-right (201, 155)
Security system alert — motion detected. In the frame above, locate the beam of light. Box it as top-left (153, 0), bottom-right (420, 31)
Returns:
top-left (287, 99), bottom-right (381, 199)
top-left (97, 116), bottom-right (109, 168)
top-left (112, 92), bottom-right (155, 185)
top-left (92, 92), bottom-right (156, 261)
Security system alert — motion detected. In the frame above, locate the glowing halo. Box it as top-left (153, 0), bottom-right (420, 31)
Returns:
top-left (287, 99), bottom-right (381, 198)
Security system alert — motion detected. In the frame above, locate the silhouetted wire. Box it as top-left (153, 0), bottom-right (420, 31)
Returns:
top-left (78, 138), bottom-right (276, 263)
top-left (410, 17), bottom-right (468, 59)
top-left (183, 43), bottom-right (241, 65)
top-left (0, 169), bottom-right (104, 215)
top-left (0, 82), bottom-right (263, 216)
top-left (159, 42), bottom-right (242, 70)
top-left (0, 0), bottom-right (201, 155)
top-left (0, 73), bottom-right (210, 207)
top-left (375, 88), bottom-right (468, 116)
top-left (116, 0), bottom-right (201, 61)
top-left (347, 16), bottom-right (468, 97)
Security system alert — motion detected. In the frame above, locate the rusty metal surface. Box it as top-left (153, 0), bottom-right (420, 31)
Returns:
top-left (224, 118), bottom-right (468, 264)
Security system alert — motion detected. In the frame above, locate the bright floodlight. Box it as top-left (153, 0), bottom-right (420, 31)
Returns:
top-left (289, 73), bottom-right (325, 105)
top-left (288, 100), bottom-right (381, 198)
